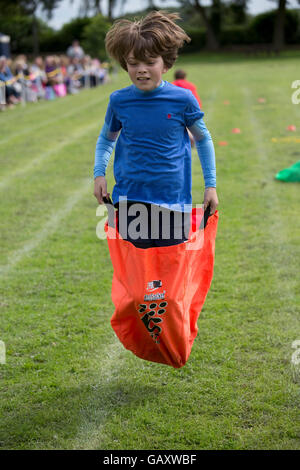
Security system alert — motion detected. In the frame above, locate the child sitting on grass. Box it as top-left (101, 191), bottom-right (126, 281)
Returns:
top-left (93, 10), bottom-right (218, 248)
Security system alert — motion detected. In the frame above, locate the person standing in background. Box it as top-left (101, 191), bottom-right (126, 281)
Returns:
top-left (67, 40), bottom-right (85, 60)
top-left (172, 69), bottom-right (203, 146)
top-left (172, 69), bottom-right (202, 109)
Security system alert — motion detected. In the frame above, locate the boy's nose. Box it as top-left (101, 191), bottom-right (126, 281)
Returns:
top-left (136, 64), bottom-right (147, 73)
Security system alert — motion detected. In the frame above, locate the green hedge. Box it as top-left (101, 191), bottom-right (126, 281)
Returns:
top-left (247, 9), bottom-right (299, 44)
top-left (0, 15), bottom-right (50, 53)
top-left (39, 17), bottom-right (92, 53)
top-left (184, 9), bottom-right (300, 51)
top-left (2, 8), bottom-right (300, 56)
top-left (184, 28), bottom-right (206, 53)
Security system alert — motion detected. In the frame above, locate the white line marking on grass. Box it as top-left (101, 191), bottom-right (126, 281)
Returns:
top-left (243, 86), bottom-right (298, 339)
top-left (71, 337), bottom-right (126, 450)
top-left (0, 340), bottom-right (6, 364)
top-left (0, 178), bottom-right (92, 276)
top-left (0, 94), bottom-right (109, 146)
top-left (243, 86), bottom-right (290, 244)
top-left (0, 121), bottom-right (99, 190)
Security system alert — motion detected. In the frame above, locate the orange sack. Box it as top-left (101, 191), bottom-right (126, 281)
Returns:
top-left (104, 206), bottom-right (219, 368)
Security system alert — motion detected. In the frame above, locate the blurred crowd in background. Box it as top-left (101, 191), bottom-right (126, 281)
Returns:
top-left (0, 41), bottom-right (111, 112)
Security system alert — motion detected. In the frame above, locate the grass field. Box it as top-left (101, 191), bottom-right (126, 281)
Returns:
top-left (0, 52), bottom-right (300, 450)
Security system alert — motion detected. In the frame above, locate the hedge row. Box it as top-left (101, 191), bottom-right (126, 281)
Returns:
top-left (185, 10), bottom-right (300, 53)
top-left (1, 9), bottom-right (300, 57)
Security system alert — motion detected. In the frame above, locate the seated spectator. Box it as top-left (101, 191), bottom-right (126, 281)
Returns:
top-left (30, 56), bottom-right (47, 100)
top-left (98, 60), bottom-right (108, 84)
top-left (13, 56), bottom-right (37, 102)
top-left (44, 55), bottom-right (59, 100)
top-left (67, 57), bottom-right (84, 94)
top-left (89, 58), bottom-right (99, 88)
top-left (90, 58), bottom-right (108, 86)
top-left (81, 55), bottom-right (93, 88)
top-left (59, 55), bottom-right (71, 93)
top-left (52, 55), bottom-right (67, 97)
top-left (0, 51), bottom-right (113, 110)
top-left (0, 56), bottom-right (21, 108)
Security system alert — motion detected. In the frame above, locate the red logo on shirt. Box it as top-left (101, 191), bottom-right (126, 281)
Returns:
top-left (167, 114), bottom-right (171, 119)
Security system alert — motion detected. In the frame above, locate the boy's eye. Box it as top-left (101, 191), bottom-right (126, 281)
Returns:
top-left (127, 60), bottom-right (156, 66)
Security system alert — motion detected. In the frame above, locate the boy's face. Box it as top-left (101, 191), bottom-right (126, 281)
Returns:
top-left (126, 52), bottom-right (168, 91)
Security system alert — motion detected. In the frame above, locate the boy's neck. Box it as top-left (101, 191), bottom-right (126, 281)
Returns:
top-left (133, 80), bottom-right (165, 94)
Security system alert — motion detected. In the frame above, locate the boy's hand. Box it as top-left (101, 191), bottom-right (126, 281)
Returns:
top-left (94, 176), bottom-right (110, 204)
top-left (203, 187), bottom-right (219, 215)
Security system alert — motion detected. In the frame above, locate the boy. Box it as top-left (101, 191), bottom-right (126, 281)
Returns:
top-left (93, 11), bottom-right (218, 248)
top-left (172, 69), bottom-right (202, 109)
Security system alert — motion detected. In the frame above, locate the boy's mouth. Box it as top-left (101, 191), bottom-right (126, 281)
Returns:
top-left (137, 77), bottom-right (150, 81)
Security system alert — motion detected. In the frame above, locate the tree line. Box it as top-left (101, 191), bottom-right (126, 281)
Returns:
top-left (0, 0), bottom-right (299, 56)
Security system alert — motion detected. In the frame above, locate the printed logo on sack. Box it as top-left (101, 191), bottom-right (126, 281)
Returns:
top-left (138, 301), bottom-right (168, 344)
top-left (147, 280), bottom-right (162, 292)
top-left (144, 290), bottom-right (166, 301)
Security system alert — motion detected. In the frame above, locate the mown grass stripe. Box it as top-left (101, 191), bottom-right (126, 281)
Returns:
top-left (0, 178), bottom-right (92, 276)
top-left (0, 94), bottom-right (110, 146)
top-left (0, 121), bottom-right (100, 190)
top-left (0, 83), bottom-right (114, 128)
top-left (0, 88), bottom-right (94, 127)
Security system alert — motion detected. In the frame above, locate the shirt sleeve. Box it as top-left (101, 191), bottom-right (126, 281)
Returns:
top-left (183, 91), bottom-right (204, 128)
top-left (104, 96), bottom-right (122, 132)
top-left (93, 122), bottom-right (119, 179)
top-left (188, 118), bottom-right (216, 188)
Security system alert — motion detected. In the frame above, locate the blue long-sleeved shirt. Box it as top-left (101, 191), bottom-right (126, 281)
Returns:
top-left (94, 81), bottom-right (216, 211)
top-left (94, 118), bottom-right (216, 188)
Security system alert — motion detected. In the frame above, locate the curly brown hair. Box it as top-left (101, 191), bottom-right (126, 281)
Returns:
top-left (105, 10), bottom-right (191, 71)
